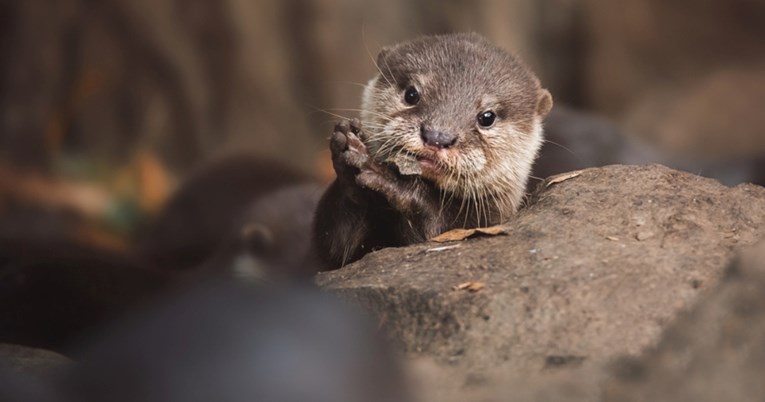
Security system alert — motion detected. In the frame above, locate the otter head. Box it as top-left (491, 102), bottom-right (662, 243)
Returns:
top-left (361, 33), bottom-right (552, 217)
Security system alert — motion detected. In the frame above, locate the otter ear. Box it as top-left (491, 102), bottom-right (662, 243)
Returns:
top-left (376, 46), bottom-right (392, 70)
top-left (536, 89), bottom-right (553, 117)
top-left (241, 223), bottom-right (273, 255)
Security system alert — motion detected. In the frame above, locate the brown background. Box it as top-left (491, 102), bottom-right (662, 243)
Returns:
top-left (1, 0), bottom-right (763, 240)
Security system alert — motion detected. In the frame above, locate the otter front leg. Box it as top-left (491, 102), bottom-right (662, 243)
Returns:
top-left (313, 119), bottom-right (376, 268)
top-left (313, 119), bottom-right (435, 268)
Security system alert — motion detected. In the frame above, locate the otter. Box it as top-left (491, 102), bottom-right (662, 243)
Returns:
top-left (138, 153), bottom-right (314, 272)
top-left (313, 33), bottom-right (553, 268)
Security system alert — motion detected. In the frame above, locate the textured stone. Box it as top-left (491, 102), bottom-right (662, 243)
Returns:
top-left (603, 241), bottom-right (765, 401)
top-left (317, 165), bottom-right (765, 373)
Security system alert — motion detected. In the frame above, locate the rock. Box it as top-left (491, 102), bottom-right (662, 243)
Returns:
top-left (0, 344), bottom-right (70, 374)
top-left (316, 165), bottom-right (765, 374)
top-left (405, 355), bottom-right (600, 402)
top-left (603, 241), bottom-right (765, 401)
top-left (0, 344), bottom-right (70, 402)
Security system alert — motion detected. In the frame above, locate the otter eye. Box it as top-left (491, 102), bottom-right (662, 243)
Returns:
top-left (404, 86), bottom-right (420, 105)
top-left (477, 111), bottom-right (496, 128)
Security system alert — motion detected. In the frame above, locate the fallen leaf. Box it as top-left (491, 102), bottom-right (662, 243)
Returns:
top-left (432, 228), bottom-right (475, 242)
top-left (546, 170), bottom-right (583, 187)
top-left (453, 281), bottom-right (486, 292)
top-left (431, 225), bottom-right (508, 242)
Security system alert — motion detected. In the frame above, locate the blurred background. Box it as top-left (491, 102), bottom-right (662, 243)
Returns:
top-left (1, 0), bottom-right (764, 249)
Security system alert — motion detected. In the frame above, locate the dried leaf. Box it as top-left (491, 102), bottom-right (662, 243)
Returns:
top-left (431, 228), bottom-right (475, 242)
top-left (546, 170), bottom-right (583, 187)
top-left (453, 281), bottom-right (486, 292)
top-left (431, 225), bottom-right (508, 242)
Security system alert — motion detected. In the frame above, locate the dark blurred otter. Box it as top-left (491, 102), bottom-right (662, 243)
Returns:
top-left (313, 33), bottom-right (552, 268)
top-left (198, 182), bottom-right (325, 281)
top-left (137, 153), bottom-right (315, 271)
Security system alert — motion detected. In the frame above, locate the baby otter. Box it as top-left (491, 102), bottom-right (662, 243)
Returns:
top-left (314, 33), bottom-right (553, 268)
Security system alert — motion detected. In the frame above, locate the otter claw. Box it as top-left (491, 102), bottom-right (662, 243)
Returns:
top-left (349, 118), bottom-right (369, 142)
top-left (349, 118), bottom-right (361, 134)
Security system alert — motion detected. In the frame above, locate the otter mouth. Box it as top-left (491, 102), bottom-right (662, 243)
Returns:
top-left (414, 151), bottom-right (450, 177)
top-left (416, 154), bottom-right (438, 169)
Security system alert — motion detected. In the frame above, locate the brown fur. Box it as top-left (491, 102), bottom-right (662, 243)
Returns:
top-left (314, 33), bottom-right (552, 269)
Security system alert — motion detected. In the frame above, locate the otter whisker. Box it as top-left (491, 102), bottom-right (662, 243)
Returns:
top-left (307, 106), bottom-right (353, 122)
top-left (329, 108), bottom-right (395, 122)
top-left (363, 33), bottom-right (394, 89)
top-left (543, 139), bottom-right (576, 156)
top-left (331, 112), bottom-right (396, 125)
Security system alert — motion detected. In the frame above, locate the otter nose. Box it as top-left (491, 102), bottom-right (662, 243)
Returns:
top-left (420, 126), bottom-right (457, 149)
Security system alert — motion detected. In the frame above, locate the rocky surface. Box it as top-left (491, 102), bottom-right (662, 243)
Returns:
top-left (316, 165), bottom-right (765, 377)
top-left (602, 241), bottom-right (765, 401)
top-left (0, 344), bottom-right (71, 402)
top-left (0, 343), bottom-right (70, 374)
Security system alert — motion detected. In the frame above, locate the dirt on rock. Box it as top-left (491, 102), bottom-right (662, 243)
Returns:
top-left (316, 165), bottom-right (765, 377)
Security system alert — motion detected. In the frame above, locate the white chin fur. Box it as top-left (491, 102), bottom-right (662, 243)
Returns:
top-left (360, 76), bottom-right (380, 125)
top-left (458, 117), bottom-right (544, 213)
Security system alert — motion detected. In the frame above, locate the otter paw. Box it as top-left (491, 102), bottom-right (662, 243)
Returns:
top-left (356, 169), bottom-right (391, 193)
top-left (330, 119), bottom-right (369, 176)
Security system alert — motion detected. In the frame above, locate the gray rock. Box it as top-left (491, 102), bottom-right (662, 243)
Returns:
top-left (603, 241), bottom-right (765, 401)
top-left (316, 164), bottom-right (765, 375)
top-left (0, 343), bottom-right (70, 374)
top-left (0, 344), bottom-right (70, 402)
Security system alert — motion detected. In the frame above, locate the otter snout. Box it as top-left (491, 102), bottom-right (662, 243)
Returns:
top-left (420, 125), bottom-right (457, 149)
